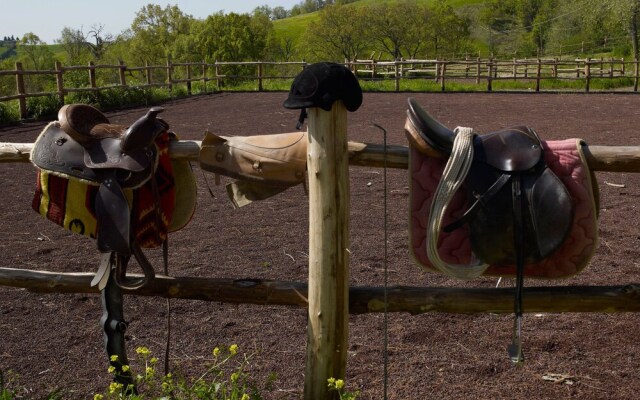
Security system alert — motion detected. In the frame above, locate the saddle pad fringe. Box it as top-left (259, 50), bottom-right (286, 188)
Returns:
top-left (409, 138), bottom-right (599, 279)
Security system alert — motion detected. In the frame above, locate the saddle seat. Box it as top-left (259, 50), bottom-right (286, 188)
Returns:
top-left (57, 104), bottom-right (167, 176)
top-left (406, 97), bottom-right (542, 173)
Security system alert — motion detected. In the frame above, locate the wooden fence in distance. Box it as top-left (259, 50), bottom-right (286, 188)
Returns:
top-left (1, 57), bottom-right (639, 119)
top-left (348, 57), bottom-right (640, 92)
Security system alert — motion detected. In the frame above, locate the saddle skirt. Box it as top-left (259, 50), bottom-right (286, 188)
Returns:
top-left (409, 138), bottom-right (599, 278)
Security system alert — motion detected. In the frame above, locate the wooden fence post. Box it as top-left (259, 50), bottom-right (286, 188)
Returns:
top-left (576, 59), bottom-right (581, 78)
top-left (585, 58), bottom-right (591, 93)
top-left (609, 57), bottom-right (614, 78)
top-left (487, 59), bottom-right (493, 91)
top-left (186, 63), bottom-right (192, 95)
top-left (166, 58), bottom-right (173, 93)
top-left (465, 55), bottom-right (470, 78)
top-left (512, 58), bottom-right (517, 81)
top-left (145, 60), bottom-right (152, 86)
top-left (304, 100), bottom-right (350, 400)
top-left (14, 62), bottom-right (27, 119)
top-left (476, 57), bottom-right (481, 84)
top-left (119, 61), bottom-right (126, 87)
top-left (258, 62), bottom-right (263, 92)
top-left (441, 62), bottom-right (446, 92)
top-left (55, 61), bottom-right (64, 105)
top-left (634, 58), bottom-right (638, 92)
top-left (88, 61), bottom-right (97, 93)
top-left (89, 61), bottom-right (98, 94)
top-left (215, 61), bottom-right (221, 90)
top-left (202, 60), bottom-right (207, 93)
top-left (536, 58), bottom-right (541, 92)
top-left (394, 60), bottom-right (400, 92)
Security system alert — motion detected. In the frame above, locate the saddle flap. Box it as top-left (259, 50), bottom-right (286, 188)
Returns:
top-left (529, 168), bottom-right (573, 258)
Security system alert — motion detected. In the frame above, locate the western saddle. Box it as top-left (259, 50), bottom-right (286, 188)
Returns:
top-left (31, 104), bottom-right (169, 290)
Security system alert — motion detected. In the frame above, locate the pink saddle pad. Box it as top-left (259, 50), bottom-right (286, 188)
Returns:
top-left (409, 139), bottom-right (599, 279)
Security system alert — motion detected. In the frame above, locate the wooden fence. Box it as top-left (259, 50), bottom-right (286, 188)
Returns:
top-left (1, 57), bottom-right (640, 120)
top-left (349, 57), bottom-right (640, 92)
top-left (0, 60), bottom-right (307, 119)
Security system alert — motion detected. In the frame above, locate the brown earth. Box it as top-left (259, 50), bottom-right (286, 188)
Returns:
top-left (1, 92), bottom-right (640, 399)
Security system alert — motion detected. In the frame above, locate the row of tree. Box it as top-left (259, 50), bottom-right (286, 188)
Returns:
top-left (4, 0), bottom-right (640, 74)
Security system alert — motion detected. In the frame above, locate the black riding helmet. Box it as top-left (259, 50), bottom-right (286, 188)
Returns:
top-left (284, 62), bottom-right (362, 128)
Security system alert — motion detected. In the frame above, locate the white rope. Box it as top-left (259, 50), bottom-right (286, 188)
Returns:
top-left (426, 127), bottom-right (489, 280)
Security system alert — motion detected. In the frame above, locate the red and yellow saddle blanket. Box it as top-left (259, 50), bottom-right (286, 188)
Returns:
top-left (409, 138), bottom-right (599, 278)
top-left (32, 132), bottom-right (176, 248)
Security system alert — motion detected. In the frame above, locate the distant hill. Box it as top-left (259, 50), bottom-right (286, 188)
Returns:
top-left (272, 0), bottom-right (487, 59)
top-left (0, 40), bottom-right (17, 60)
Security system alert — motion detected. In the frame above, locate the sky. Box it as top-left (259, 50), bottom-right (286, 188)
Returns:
top-left (3, 0), bottom-right (302, 44)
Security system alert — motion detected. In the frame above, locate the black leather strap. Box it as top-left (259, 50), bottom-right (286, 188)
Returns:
top-left (508, 175), bottom-right (526, 364)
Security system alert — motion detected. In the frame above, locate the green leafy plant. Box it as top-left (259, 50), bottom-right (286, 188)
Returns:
top-left (327, 377), bottom-right (360, 400)
top-left (26, 94), bottom-right (62, 120)
top-left (95, 344), bottom-right (265, 400)
top-left (0, 101), bottom-right (19, 125)
top-left (0, 371), bottom-right (16, 400)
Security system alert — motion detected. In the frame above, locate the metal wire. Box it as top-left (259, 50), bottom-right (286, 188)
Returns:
top-left (372, 123), bottom-right (389, 400)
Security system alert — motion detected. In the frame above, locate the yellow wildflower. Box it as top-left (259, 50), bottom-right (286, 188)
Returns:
top-left (327, 377), bottom-right (336, 386)
top-left (229, 344), bottom-right (238, 355)
top-left (150, 357), bottom-right (158, 364)
top-left (108, 382), bottom-right (123, 395)
top-left (122, 365), bottom-right (130, 372)
top-left (213, 347), bottom-right (220, 357)
top-left (136, 346), bottom-right (151, 356)
top-left (231, 372), bottom-right (240, 383)
top-left (109, 355), bottom-right (118, 362)
top-left (93, 394), bottom-right (104, 400)
top-left (335, 379), bottom-right (345, 390)
top-left (107, 366), bottom-right (116, 374)
top-left (241, 394), bottom-right (250, 400)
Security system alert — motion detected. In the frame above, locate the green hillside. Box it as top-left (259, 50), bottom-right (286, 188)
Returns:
top-left (0, 41), bottom-right (17, 60)
top-left (273, 0), bottom-right (488, 59)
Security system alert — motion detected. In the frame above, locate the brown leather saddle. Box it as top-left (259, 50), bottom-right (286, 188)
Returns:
top-left (31, 104), bottom-right (169, 290)
top-left (405, 97), bottom-right (574, 363)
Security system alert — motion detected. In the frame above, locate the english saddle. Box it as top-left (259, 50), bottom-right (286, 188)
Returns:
top-left (405, 97), bottom-right (574, 363)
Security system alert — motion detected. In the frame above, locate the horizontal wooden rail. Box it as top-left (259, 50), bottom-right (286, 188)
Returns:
top-left (1, 267), bottom-right (639, 314)
top-left (2, 140), bottom-right (640, 173)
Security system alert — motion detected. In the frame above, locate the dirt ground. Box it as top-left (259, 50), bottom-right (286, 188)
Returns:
top-left (1, 92), bottom-right (640, 399)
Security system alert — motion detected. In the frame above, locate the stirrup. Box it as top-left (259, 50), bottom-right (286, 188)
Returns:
top-left (114, 245), bottom-right (156, 290)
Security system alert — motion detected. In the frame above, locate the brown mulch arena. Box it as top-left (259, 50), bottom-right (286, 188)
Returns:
top-left (1, 92), bottom-right (640, 399)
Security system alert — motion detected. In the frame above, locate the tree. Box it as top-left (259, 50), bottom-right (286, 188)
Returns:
top-left (427, 1), bottom-right (471, 58)
top-left (364, 1), bottom-right (439, 60)
top-left (128, 4), bottom-right (194, 64)
top-left (17, 33), bottom-right (53, 70)
top-left (192, 12), bottom-right (273, 62)
top-left (57, 27), bottom-right (90, 64)
top-left (303, 3), bottom-right (370, 61)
